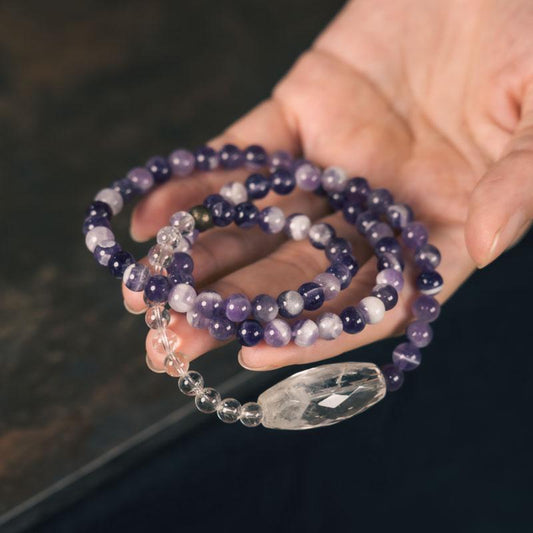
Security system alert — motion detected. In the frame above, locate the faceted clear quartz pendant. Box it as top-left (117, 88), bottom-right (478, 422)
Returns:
top-left (257, 362), bottom-right (386, 430)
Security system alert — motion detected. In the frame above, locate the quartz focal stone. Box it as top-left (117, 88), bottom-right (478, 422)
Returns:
top-left (258, 362), bottom-right (386, 430)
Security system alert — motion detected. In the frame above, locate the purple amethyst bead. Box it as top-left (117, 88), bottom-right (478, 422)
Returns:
top-left (277, 290), bottom-right (305, 319)
top-left (377, 252), bottom-right (404, 272)
top-left (342, 202), bottom-right (363, 224)
top-left (308, 223), bottom-right (336, 249)
top-left (294, 162), bottom-right (321, 191)
top-left (355, 210), bottom-right (379, 235)
top-left (234, 202), bottom-right (259, 228)
top-left (127, 167), bottom-right (154, 194)
top-left (328, 191), bottom-right (345, 210)
top-left (367, 222), bottom-right (394, 246)
top-left (345, 177), bottom-right (370, 205)
top-left (402, 222), bottom-right (428, 250)
top-left (108, 251), bottom-right (134, 279)
top-left (387, 203), bottom-right (413, 229)
top-left (187, 308), bottom-right (210, 329)
top-left (194, 145), bottom-right (219, 171)
top-left (416, 271), bottom-right (443, 295)
top-left (340, 306), bottom-right (365, 334)
top-left (367, 188), bottom-right (393, 213)
top-left (298, 282), bottom-right (325, 311)
top-left (392, 342), bottom-right (422, 371)
top-left (375, 236), bottom-right (402, 256)
top-left (168, 270), bottom-right (195, 286)
top-left (225, 293), bottom-right (252, 322)
top-left (251, 294), bottom-right (279, 322)
top-left (376, 268), bottom-right (404, 291)
top-left (406, 321), bottom-right (433, 348)
top-left (412, 295), bottom-right (441, 322)
top-left (195, 291), bottom-right (223, 318)
top-left (168, 148), bottom-right (195, 177)
top-left (146, 155), bottom-right (171, 184)
top-left (123, 262), bottom-right (150, 292)
top-left (371, 284), bottom-right (398, 311)
top-left (208, 196), bottom-right (235, 227)
top-left (268, 150), bottom-right (292, 171)
top-left (292, 319), bottom-right (319, 347)
top-left (86, 201), bottom-right (112, 220)
top-left (414, 243), bottom-right (441, 271)
top-left (258, 206), bottom-right (285, 234)
top-left (83, 215), bottom-right (110, 235)
top-left (381, 363), bottom-right (404, 392)
top-left (264, 319), bottom-right (292, 347)
top-left (93, 240), bottom-right (121, 267)
top-left (243, 144), bottom-right (267, 168)
top-left (237, 320), bottom-right (264, 347)
top-left (144, 275), bottom-right (171, 303)
top-left (168, 252), bottom-right (194, 275)
top-left (337, 254), bottom-right (358, 275)
top-left (326, 262), bottom-right (352, 290)
top-left (111, 178), bottom-right (135, 201)
top-left (208, 316), bottom-right (236, 341)
top-left (325, 237), bottom-right (353, 262)
top-left (245, 173), bottom-right (271, 199)
top-left (271, 168), bottom-right (296, 195)
top-left (219, 144), bottom-right (244, 169)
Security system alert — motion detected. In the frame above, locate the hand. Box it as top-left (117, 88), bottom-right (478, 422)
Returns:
top-left (123, 0), bottom-right (533, 371)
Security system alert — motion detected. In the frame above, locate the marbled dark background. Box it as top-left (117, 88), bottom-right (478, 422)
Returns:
top-left (0, 1), bottom-right (532, 532)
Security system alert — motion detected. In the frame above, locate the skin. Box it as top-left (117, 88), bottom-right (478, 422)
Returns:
top-left (123, 0), bottom-right (533, 372)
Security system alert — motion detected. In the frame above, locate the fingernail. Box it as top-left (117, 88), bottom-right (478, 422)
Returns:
top-left (124, 299), bottom-right (147, 315)
top-left (237, 350), bottom-right (271, 371)
top-left (130, 227), bottom-right (146, 243)
top-left (479, 210), bottom-right (527, 268)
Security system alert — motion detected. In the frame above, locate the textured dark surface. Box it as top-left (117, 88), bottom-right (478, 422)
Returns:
top-left (1, 1), bottom-right (532, 532)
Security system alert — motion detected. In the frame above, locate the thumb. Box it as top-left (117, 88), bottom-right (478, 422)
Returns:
top-left (466, 89), bottom-right (533, 268)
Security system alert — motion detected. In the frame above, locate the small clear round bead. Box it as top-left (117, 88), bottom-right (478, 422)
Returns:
top-left (148, 244), bottom-right (174, 268)
top-left (178, 371), bottom-right (204, 396)
top-left (240, 402), bottom-right (263, 427)
top-left (217, 398), bottom-right (242, 423)
top-left (145, 306), bottom-right (171, 329)
top-left (195, 387), bottom-right (221, 414)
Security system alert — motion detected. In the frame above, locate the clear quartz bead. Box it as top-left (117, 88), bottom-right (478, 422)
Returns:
top-left (145, 306), bottom-right (171, 329)
top-left (151, 329), bottom-right (179, 356)
top-left (258, 362), bottom-right (386, 430)
top-left (148, 244), bottom-right (174, 269)
top-left (170, 211), bottom-right (195, 235)
top-left (157, 225), bottom-right (182, 249)
top-left (195, 387), bottom-right (221, 414)
top-left (164, 353), bottom-right (189, 377)
top-left (240, 402), bottom-right (264, 427)
top-left (217, 398), bottom-right (242, 423)
top-left (178, 371), bottom-right (204, 396)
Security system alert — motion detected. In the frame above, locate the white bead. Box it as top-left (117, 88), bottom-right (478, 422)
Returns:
top-left (219, 181), bottom-right (248, 205)
top-left (317, 312), bottom-right (343, 340)
top-left (321, 167), bottom-right (347, 193)
top-left (359, 296), bottom-right (386, 324)
top-left (168, 283), bottom-right (197, 313)
top-left (94, 188), bottom-right (124, 215)
top-left (286, 214), bottom-right (311, 240)
top-left (85, 226), bottom-right (114, 252)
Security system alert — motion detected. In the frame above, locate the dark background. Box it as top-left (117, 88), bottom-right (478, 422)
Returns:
top-left (1, 1), bottom-right (531, 532)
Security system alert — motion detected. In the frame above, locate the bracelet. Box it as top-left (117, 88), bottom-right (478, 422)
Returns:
top-left (83, 144), bottom-right (443, 430)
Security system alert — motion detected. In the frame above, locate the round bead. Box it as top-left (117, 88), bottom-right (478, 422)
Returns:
top-left (148, 244), bottom-right (174, 269)
top-left (292, 319), bottom-right (319, 347)
top-left (381, 364), bottom-right (404, 392)
top-left (375, 236), bottom-right (402, 257)
top-left (406, 321), bottom-right (433, 348)
top-left (225, 293), bottom-right (251, 322)
top-left (94, 188), bottom-right (123, 215)
top-left (189, 205), bottom-right (213, 232)
top-left (411, 295), bottom-right (441, 322)
top-left (313, 272), bottom-right (341, 301)
top-left (337, 254), bottom-right (358, 275)
top-left (144, 275), bottom-right (171, 303)
top-left (294, 162), bottom-right (321, 191)
top-left (321, 166), bottom-right (347, 193)
top-left (207, 196), bottom-right (235, 227)
top-left (298, 282), bottom-right (325, 311)
top-left (357, 296), bottom-right (386, 324)
top-left (240, 402), bottom-right (264, 427)
top-left (264, 319), bottom-right (292, 347)
top-left (146, 155), bottom-right (171, 183)
top-left (340, 306), bottom-right (365, 334)
top-left (402, 222), bottom-right (428, 249)
top-left (178, 371), bottom-right (204, 396)
top-left (414, 243), bottom-right (441, 270)
top-left (377, 252), bottom-right (404, 273)
top-left (245, 173), bottom-right (270, 199)
top-left (325, 237), bottom-right (352, 262)
top-left (367, 222), bottom-right (394, 246)
top-left (195, 387), bottom-right (221, 414)
top-left (243, 144), bottom-right (267, 168)
top-left (326, 262), bottom-right (352, 290)
top-left (371, 284), bottom-right (399, 311)
top-left (234, 202), bottom-right (259, 228)
top-left (317, 312), bottom-right (343, 340)
top-left (285, 214), bottom-right (311, 240)
top-left (168, 148), bottom-right (195, 176)
top-left (367, 188), bottom-right (393, 213)
top-left (219, 181), bottom-right (248, 205)
top-left (268, 150), bottom-right (292, 172)
top-left (392, 342), bottom-right (422, 371)
top-left (342, 203), bottom-right (362, 224)
top-left (86, 200), bottom-right (112, 220)
top-left (208, 316), bottom-right (236, 341)
top-left (123, 262), bottom-right (150, 292)
top-left (111, 177), bottom-right (136, 202)
top-left (277, 290), bottom-right (304, 318)
top-left (251, 294), bottom-right (279, 322)
top-left (416, 271), bottom-right (443, 295)
top-left (271, 168), bottom-right (296, 195)
top-left (258, 206), bottom-right (286, 234)
top-left (376, 268), bottom-right (404, 291)
top-left (156, 226), bottom-right (181, 248)
top-left (85, 226), bottom-right (114, 253)
top-left (237, 320), bottom-right (264, 347)
top-left (218, 144), bottom-right (244, 169)
top-left (169, 283), bottom-right (197, 313)
top-left (83, 215), bottom-right (110, 235)
top-left (93, 240), bottom-right (121, 266)
top-left (387, 203), bottom-right (413, 229)
top-left (355, 211), bottom-right (378, 235)
top-left (194, 145), bottom-right (218, 171)
top-left (151, 329), bottom-right (179, 356)
top-left (217, 398), bottom-right (242, 423)
top-left (186, 308), bottom-right (210, 329)
top-left (328, 191), bottom-right (345, 210)
top-left (145, 306), bottom-right (170, 329)
top-left (108, 250), bottom-right (134, 278)
top-left (164, 353), bottom-right (189, 377)
top-left (168, 252), bottom-right (194, 275)
top-left (309, 223), bottom-right (336, 249)
top-left (345, 177), bottom-right (370, 205)
top-left (170, 211), bottom-right (196, 235)
top-left (127, 167), bottom-right (154, 194)
top-left (195, 291), bottom-right (223, 318)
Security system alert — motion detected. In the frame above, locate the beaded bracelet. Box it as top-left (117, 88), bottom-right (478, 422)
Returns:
top-left (83, 144), bottom-right (443, 430)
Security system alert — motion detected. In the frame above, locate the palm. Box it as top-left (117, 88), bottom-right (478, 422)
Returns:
top-left (125, 0), bottom-right (533, 371)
